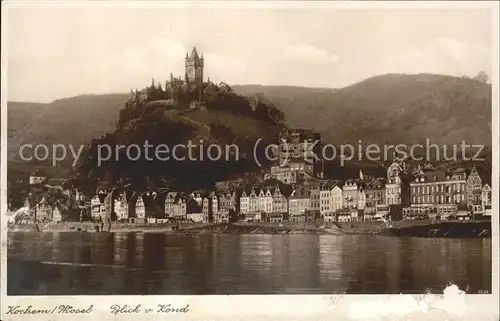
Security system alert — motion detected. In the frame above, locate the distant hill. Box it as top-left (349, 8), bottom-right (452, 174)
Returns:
top-left (7, 73), bottom-right (492, 171)
top-left (232, 73), bottom-right (491, 145)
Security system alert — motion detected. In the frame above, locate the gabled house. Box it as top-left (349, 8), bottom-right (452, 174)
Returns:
top-left (319, 180), bottom-right (337, 221)
top-left (272, 184), bottom-right (288, 214)
top-left (365, 178), bottom-right (386, 219)
top-left (52, 204), bottom-right (63, 222)
top-left (29, 169), bottom-right (48, 186)
top-left (114, 192), bottom-right (129, 222)
top-left (343, 180), bottom-right (358, 210)
top-left (202, 195), bottom-right (213, 223)
top-left (257, 188), bottom-right (273, 213)
top-left (91, 195), bottom-right (103, 219)
top-left (125, 192), bottom-right (145, 223)
top-left (164, 191), bottom-right (178, 216)
top-left (173, 196), bottom-right (187, 218)
top-left (482, 183), bottom-right (492, 217)
top-left (331, 185), bottom-right (343, 213)
top-left (189, 191), bottom-right (203, 206)
top-left (466, 166), bottom-right (483, 215)
top-left (239, 189), bottom-right (249, 214)
top-left (219, 190), bottom-right (236, 213)
top-left (210, 192), bottom-right (219, 215)
top-left (248, 188), bottom-right (258, 213)
top-left (288, 187), bottom-right (310, 222)
top-left (135, 194), bottom-right (146, 222)
top-left (35, 197), bottom-right (53, 222)
top-left (385, 161), bottom-right (410, 206)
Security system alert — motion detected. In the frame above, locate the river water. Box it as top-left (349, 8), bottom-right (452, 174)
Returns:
top-left (7, 232), bottom-right (491, 295)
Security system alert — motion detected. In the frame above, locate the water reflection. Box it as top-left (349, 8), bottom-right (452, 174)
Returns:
top-left (7, 232), bottom-right (491, 295)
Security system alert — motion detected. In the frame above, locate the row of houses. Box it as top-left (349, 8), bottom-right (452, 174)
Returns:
top-left (89, 189), bottom-right (238, 224)
top-left (21, 196), bottom-right (64, 223)
top-left (238, 162), bottom-right (492, 222)
top-left (24, 160), bottom-right (492, 224)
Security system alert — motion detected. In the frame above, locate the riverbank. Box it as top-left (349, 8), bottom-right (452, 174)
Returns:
top-left (7, 220), bottom-right (491, 237)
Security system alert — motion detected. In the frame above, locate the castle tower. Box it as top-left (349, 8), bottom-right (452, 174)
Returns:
top-left (185, 47), bottom-right (204, 88)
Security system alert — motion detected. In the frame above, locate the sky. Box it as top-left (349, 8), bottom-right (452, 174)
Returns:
top-left (5, 3), bottom-right (495, 102)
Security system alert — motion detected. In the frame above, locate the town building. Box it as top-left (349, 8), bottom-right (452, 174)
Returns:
top-left (331, 185), bottom-right (343, 213)
top-left (258, 188), bottom-right (273, 213)
top-left (409, 167), bottom-right (467, 219)
top-left (202, 196), bottom-right (211, 223)
top-left (308, 181), bottom-right (321, 218)
top-left (270, 165), bottom-right (299, 184)
top-left (210, 192), bottom-right (219, 216)
top-left (466, 166), bottom-right (483, 215)
top-left (385, 161), bottom-right (411, 220)
top-left (319, 180), bottom-right (339, 222)
top-left (190, 191), bottom-right (203, 206)
top-left (248, 188), bottom-right (258, 213)
top-left (114, 192), bottom-right (129, 222)
top-left (218, 190), bottom-right (236, 213)
top-left (35, 197), bottom-right (53, 222)
top-left (336, 208), bottom-right (352, 222)
top-left (239, 189), bottom-right (250, 214)
top-left (288, 187), bottom-right (310, 222)
top-left (272, 185), bottom-right (289, 214)
top-left (273, 128), bottom-right (323, 184)
top-left (385, 161), bottom-right (410, 205)
top-left (365, 178), bottom-right (386, 220)
top-left (91, 195), bottom-right (103, 219)
top-left (187, 212), bottom-right (204, 223)
top-left (266, 212), bottom-right (284, 223)
top-left (482, 183), bottom-right (492, 217)
top-left (243, 212), bottom-right (262, 222)
top-left (52, 205), bottom-right (63, 222)
top-left (164, 192), bottom-right (187, 218)
top-left (357, 185), bottom-right (366, 221)
top-left (343, 180), bottom-right (359, 220)
top-left (135, 195), bottom-right (146, 223)
top-left (127, 192), bottom-right (146, 223)
top-left (29, 169), bottom-right (47, 185)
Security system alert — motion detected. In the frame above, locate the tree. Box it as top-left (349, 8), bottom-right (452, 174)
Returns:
top-left (473, 71), bottom-right (488, 84)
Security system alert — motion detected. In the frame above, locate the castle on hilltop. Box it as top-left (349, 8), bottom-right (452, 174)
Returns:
top-left (126, 47), bottom-right (207, 108)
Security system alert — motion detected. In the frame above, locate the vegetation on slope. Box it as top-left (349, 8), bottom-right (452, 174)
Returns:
top-left (70, 83), bottom-right (285, 194)
top-left (233, 73), bottom-right (491, 145)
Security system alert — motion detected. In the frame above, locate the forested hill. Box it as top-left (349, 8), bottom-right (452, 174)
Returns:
top-left (232, 73), bottom-right (491, 146)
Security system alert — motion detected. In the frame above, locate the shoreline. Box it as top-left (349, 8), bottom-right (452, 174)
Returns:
top-left (7, 220), bottom-right (492, 238)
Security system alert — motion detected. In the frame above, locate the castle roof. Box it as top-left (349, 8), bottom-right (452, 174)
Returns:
top-left (31, 169), bottom-right (47, 177)
top-left (190, 47), bottom-right (200, 59)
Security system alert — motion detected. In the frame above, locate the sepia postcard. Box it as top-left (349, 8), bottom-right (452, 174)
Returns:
top-left (1, 1), bottom-right (499, 320)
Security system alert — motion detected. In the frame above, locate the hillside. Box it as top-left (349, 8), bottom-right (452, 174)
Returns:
top-left (7, 73), bottom-right (492, 171)
top-left (233, 73), bottom-right (492, 145)
top-left (68, 85), bottom-right (285, 193)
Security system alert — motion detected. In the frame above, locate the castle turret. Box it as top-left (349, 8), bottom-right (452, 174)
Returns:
top-left (185, 47), bottom-right (204, 101)
top-left (185, 47), bottom-right (204, 87)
